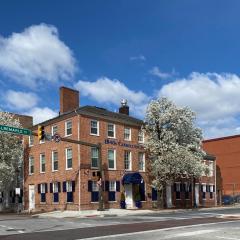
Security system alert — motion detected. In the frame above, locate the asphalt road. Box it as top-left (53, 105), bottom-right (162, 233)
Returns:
top-left (0, 207), bottom-right (240, 240)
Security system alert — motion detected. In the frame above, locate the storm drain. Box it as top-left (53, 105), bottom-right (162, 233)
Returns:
top-left (6, 228), bottom-right (25, 232)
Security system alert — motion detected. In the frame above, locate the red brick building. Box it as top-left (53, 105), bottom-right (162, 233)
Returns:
top-left (203, 135), bottom-right (240, 203)
top-left (24, 87), bottom-right (216, 211)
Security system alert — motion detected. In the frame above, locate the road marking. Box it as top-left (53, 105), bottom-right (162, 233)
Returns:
top-left (18, 230), bottom-right (25, 233)
top-left (164, 229), bottom-right (216, 238)
top-left (216, 237), bottom-right (240, 240)
top-left (75, 220), bottom-right (240, 240)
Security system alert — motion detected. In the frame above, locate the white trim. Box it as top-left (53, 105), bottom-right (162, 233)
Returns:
top-left (29, 156), bottom-right (34, 175)
top-left (124, 127), bottom-right (131, 141)
top-left (52, 151), bottom-right (58, 172)
top-left (124, 150), bottom-right (132, 171)
top-left (138, 152), bottom-right (145, 172)
top-left (107, 123), bottom-right (116, 138)
top-left (90, 120), bottom-right (99, 136)
top-left (65, 148), bottom-right (73, 170)
top-left (109, 181), bottom-right (116, 192)
top-left (51, 125), bottom-right (58, 136)
top-left (29, 135), bottom-right (34, 147)
top-left (138, 130), bottom-right (144, 143)
top-left (108, 149), bottom-right (116, 170)
top-left (65, 120), bottom-right (72, 137)
top-left (39, 153), bottom-right (46, 173)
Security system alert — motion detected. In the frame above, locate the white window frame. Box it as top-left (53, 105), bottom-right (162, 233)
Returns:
top-left (29, 156), bottom-right (34, 175)
top-left (40, 153), bottom-right (46, 173)
top-left (29, 135), bottom-right (34, 147)
top-left (53, 182), bottom-right (58, 193)
top-left (52, 125), bottom-right (58, 136)
top-left (109, 181), bottom-right (116, 192)
top-left (90, 120), bottom-right (99, 136)
top-left (92, 181), bottom-right (99, 192)
top-left (209, 162), bottom-right (214, 177)
top-left (66, 148), bottom-right (73, 170)
top-left (40, 183), bottom-right (46, 193)
top-left (66, 181), bottom-right (72, 192)
top-left (209, 184), bottom-right (214, 193)
top-left (65, 120), bottom-right (72, 137)
top-left (124, 127), bottom-right (131, 141)
top-left (138, 152), bottom-right (145, 172)
top-left (107, 123), bottom-right (116, 138)
top-left (108, 149), bottom-right (116, 170)
top-left (124, 151), bottom-right (132, 171)
top-left (91, 147), bottom-right (99, 169)
top-left (138, 130), bottom-right (144, 143)
top-left (40, 138), bottom-right (45, 144)
top-left (52, 151), bottom-right (58, 172)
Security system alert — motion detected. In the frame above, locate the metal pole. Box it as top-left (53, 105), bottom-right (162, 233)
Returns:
top-left (98, 143), bottom-right (104, 211)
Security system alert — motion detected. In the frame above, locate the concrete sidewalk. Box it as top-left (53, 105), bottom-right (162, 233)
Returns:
top-left (33, 204), bottom-right (240, 219)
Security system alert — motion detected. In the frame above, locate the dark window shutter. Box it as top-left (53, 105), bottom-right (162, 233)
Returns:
top-left (201, 185), bottom-right (203, 192)
top-left (63, 182), bottom-right (66, 192)
top-left (54, 193), bottom-right (59, 202)
top-left (20, 189), bottom-right (23, 197)
top-left (108, 192), bottom-right (115, 201)
top-left (213, 185), bottom-right (215, 192)
top-left (105, 181), bottom-right (109, 191)
top-left (45, 183), bottom-right (48, 193)
top-left (58, 182), bottom-right (61, 192)
top-left (189, 184), bottom-right (192, 192)
top-left (116, 181), bottom-right (120, 192)
top-left (67, 192), bottom-right (73, 202)
top-left (72, 181), bottom-right (75, 192)
top-left (50, 183), bottom-right (53, 193)
top-left (180, 183), bottom-right (183, 192)
top-left (38, 184), bottom-right (41, 194)
top-left (88, 180), bottom-right (92, 192)
top-left (152, 188), bottom-right (157, 201)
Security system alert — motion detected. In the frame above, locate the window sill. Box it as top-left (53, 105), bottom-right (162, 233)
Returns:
top-left (29, 173), bottom-right (34, 176)
top-left (90, 202), bottom-right (99, 204)
top-left (108, 201), bottom-right (117, 203)
top-left (107, 136), bottom-right (116, 139)
top-left (139, 170), bottom-right (145, 172)
top-left (108, 168), bottom-right (117, 171)
top-left (52, 170), bottom-right (58, 172)
top-left (52, 202), bottom-right (59, 204)
top-left (91, 167), bottom-right (99, 169)
top-left (40, 172), bottom-right (45, 174)
top-left (66, 202), bottom-right (74, 204)
top-left (66, 168), bottom-right (73, 171)
top-left (124, 139), bottom-right (131, 141)
top-left (90, 133), bottom-right (99, 137)
top-left (40, 202), bottom-right (46, 204)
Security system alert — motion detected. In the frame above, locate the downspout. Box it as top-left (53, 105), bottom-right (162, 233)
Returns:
top-left (214, 160), bottom-right (217, 206)
top-left (75, 109), bottom-right (81, 211)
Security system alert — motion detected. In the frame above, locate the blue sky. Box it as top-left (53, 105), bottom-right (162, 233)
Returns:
top-left (1, 0), bottom-right (240, 139)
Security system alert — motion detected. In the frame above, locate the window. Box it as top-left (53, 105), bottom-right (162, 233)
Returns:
top-left (202, 160), bottom-right (207, 176)
top-left (138, 153), bottom-right (145, 171)
top-left (108, 149), bottom-right (116, 169)
top-left (52, 151), bottom-right (58, 171)
top-left (209, 162), bottom-right (214, 177)
top-left (124, 151), bottom-right (131, 170)
top-left (40, 153), bottom-right (46, 173)
top-left (109, 181), bottom-right (116, 201)
top-left (52, 125), bottom-right (58, 136)
top-left (91, 181), bottom-right (99, 202)
top-left (52, 182), bottom-right (59, 203)
top-left (107, 123), bottom-right (115, 138)
top-left (184, 182), bottom-right (191, 199)
top-left (40, 183), bottom-right (46, 203)
top-left (202, 184), bottom-right (206, 199)
top-left (91, 147), bottom-right (99, 168)
top-left (210, 185), bottom-right (214, 199)
top-left (66, 181), bottom-right (72, 192)
top-left (66, 148), bottom-right (73, 169)
top-left (65, 120), bottom-right (72, 136)
top-left (29, 135), bottom-right (34, 146)
top-left (138, 130), bottom-right (144, 143)
top-left (66, 181), bottom-right (74, 202)
top-left (90, 120), bottom-right (99, 135)
top-left (29, 156), bottom-right (34, 175)
top-left (175, 182), bottom-right (181, 200)
top-left (124, 127), bottom-right (131, 141)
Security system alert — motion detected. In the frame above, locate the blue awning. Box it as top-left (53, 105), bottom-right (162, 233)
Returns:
top-left (122, 172), bottom-right (143, 185)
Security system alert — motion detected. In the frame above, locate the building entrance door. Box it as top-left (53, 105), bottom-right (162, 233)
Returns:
top-left (166, 184), bottom-right (172, 208)
top-left (125, 184), bottom-right (133, 209)
top-left (29, 185), bottom-right (35, 210)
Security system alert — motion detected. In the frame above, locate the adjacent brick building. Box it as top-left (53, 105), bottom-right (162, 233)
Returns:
top-left (23, 87), bottom-right (216, 212)
top-left (203, 135), bottom-right (240, 203)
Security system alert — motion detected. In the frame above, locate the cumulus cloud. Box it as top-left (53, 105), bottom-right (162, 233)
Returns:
top-left (5, 90), bottom-right (39, 110)
top-left (24, 107), bottom-right (57, 125)
top-left (130, 55), bottom-right (146, 61)
top-left (149, 66), bottom-right (176, 79)
top-left (74, 77), bottom-right (149, 117)
top-left (158, 72), bottom-right (240, 138)
top-left (0, 23), bottom-right (77, 88)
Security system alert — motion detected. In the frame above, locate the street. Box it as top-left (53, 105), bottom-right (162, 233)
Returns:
top-left (0, 207), bottom-right (240, 239)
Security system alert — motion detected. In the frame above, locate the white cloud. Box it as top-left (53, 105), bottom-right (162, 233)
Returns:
top-left (0, 23), bottom-right (77, 88)
top-left (24, 107), bottom-right (57, 125)
top-left (149, 66), bottom-right (176, 79)
top-left (5, 90), bottom-right (39, 110)
top-left (130, 55), bottom-right (146, 61)
top-left (158, 72), bottom-right (240, 139)
top-left (74, 77), bottom-right (149, 117)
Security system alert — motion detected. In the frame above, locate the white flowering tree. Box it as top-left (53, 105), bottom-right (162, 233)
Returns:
top-left (0, 112), bottom-right (23, 189)
top-left (144, 98), bottom-right (208, 207)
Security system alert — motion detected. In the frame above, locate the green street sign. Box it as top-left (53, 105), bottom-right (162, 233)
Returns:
top-left (0, 124), bottom-right (32, 136)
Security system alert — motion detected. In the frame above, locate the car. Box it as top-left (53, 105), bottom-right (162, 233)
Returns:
top-left (233, 195), bottom-right (240, 203)
top-left (222, 195), bottom-right (234, 205)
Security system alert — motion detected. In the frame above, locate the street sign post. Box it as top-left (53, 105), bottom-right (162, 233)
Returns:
top-left (0, 124), bottom-right (32, 136)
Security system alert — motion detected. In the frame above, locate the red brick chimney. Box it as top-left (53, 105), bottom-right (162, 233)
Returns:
top-left (119, 99), bottom-right (129, 115)
top-left (60, 87), bottom-right (79, 114)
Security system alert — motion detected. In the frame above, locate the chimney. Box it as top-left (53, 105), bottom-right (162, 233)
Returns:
top-left (119, 99), bottom-right (129, 115)
top-left (60, 86), bottom-right (79, 114)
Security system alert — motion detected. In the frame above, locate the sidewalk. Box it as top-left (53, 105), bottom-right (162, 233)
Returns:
top-left (33, 204), bottom-right (240, 219)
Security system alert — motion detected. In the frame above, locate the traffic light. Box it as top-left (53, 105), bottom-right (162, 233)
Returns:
top-left (38, 125), bottom-right (45, 141)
